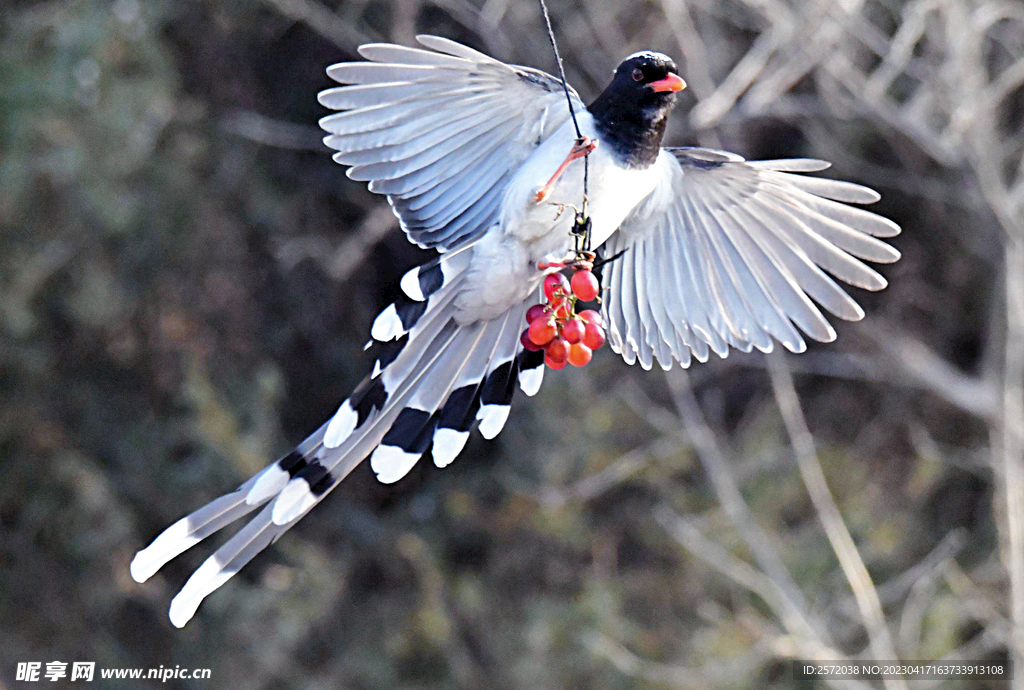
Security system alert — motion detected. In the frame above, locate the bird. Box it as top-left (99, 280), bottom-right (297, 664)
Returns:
top-left (130, 35), bottom-right (901, 628)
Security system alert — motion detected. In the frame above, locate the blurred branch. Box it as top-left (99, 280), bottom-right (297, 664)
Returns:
top-left (273, 205), bottom-right (397, 282)
top-left (999, 238), bottom-right (1024, 689)
top-left (908, 424), bottom-right (992, 478)
top-left (655, 507), bottom-right (786, 608)
top-left (583, 628), bottom-right (713, 688)
top-left (665, 371), bottom-right (815, 626)
top-left (659, 0), bottom-right (717, 100)
top-left (261, 0), bottom-right (377, 49)
top-left (949, 7), bottom-right (1024, 684)
top-left (743, 0), bottom-right (866, 116)
top-left (658, 371), bottom-right (899, 690)
top-left (944, 559), bottom-right (1014, 645)
top-left (1, 239), bottom-right (81, 336)
top-left (876, 527), bottom-right (966, 610)
top-left (730, 324), bottom-right (1000, 428)
top-left (689, 26), bottom-right (784, 129)
top-left (655, 506), bottom-right (876, 690)
top-left (219, 110), bottom-right (325, 151)
top-left (871, 331), bottom-right (999, 421)
top-left (768, 353), bottom-right (908, 690)
top-left (324, 206), bottom-right (400, 281)
top-left (538, 431), bottom-right (673, 508)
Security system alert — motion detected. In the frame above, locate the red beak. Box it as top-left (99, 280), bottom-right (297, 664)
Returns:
top-left (649, 72), bottom-right (687, 93)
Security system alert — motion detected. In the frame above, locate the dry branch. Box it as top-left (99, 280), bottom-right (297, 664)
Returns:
top-left (769, 353), bottom-right (908, 690)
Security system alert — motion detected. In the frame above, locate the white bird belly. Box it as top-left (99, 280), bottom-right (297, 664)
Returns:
top-left (503, 114), bottom-right (660, 252)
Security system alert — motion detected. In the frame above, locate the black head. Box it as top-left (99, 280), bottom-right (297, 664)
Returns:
top-left (607, 52), bottom-right (685, 108)
top-left (588, 51), bottom-right (686, 168)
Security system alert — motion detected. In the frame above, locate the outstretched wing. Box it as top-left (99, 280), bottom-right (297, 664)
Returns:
top-left (319, 35), bottom-right (584, 251)
top-left (602, 147), bottom-right (901, 369)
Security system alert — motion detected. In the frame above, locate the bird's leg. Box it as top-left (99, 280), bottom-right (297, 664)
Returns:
top-left (534, 137), bottom-right (599, 203)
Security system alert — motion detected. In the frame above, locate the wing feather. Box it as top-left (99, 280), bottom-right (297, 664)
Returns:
top-left (603, 148), bottom-right (901, 367)
top-left (357, 43), bottom-right (474, 67)
top-left (319, 35), bottom-right (584, 250)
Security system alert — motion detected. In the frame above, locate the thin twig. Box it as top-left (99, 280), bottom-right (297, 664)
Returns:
top-left (665, 370), bottom-right (816, 630)
top-left (655, 505), bottom-right (808, 631)
top-left (768, 352), bottom-right (908, 690)
top-left (656, 506), bottom-right (878, 690)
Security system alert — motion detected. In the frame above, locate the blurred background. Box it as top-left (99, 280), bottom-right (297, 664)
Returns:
top-left (2, 0), bottom-right (1023, 688)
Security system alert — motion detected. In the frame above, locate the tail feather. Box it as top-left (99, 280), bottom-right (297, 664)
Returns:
top-left (130, 493), bottom-right (255, 586)
top-left (133, 256), bottom-right (548, 627)
top-left (168, 503), bottom-right (283, 629)
top-left (328, 308), bottom-right (458, 451)
top-left (476, 337), bottom-right (520, 439)
top-left (374, 305), bottom-right (521, 476)
top-left (168, 312), bottom-right (508, 625)
top-left (377, 296), bottom-right (462, 394)
top-left (517, 348), bottom-right (545, 396)
top-left (128, 427), bottom-right (327, 585)
top-left (368, 319), bottom-right (486, 482)
top-left (327, 285), bottom-right (458, 450)
top-left (430, 311), bottom-right (516, 467)
top-left (398, 244), bottom-right (473, 301)
top-left (368, 317), bottom-right (495, 473)
top-left (164, 319), bottom-right (465, 627)
top-left (370, 409), bottom-right (440, 483)
top-left (370, 249), bottom-right (470, 344)
top-left (362, 269), bottom-right (467, 401)
top-left (292, 318), bottom-right (462, 496)
top-left (246, 438), bottom-right (323, 505)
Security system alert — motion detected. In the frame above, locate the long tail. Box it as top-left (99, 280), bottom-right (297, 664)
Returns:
top-left (130, 247), bottom-right (545, 627)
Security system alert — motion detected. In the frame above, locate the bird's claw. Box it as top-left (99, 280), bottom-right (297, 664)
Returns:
top-left (571, 136), bottom-right (599, 158)
top-left (532, 138), bottom-right (599, 204)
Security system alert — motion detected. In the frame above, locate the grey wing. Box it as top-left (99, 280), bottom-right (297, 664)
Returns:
top-left (603, 147), bottom-right (902, 370)
top-left (319, 35), bottom-right (583, 251)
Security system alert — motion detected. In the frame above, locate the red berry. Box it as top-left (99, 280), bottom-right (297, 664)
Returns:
top-left (562, 318), bottom-right (585, 344)
top-left (521, 328), bottom-right (543, 351)
top-left (544, 353), bottom-right (567, 370)
top-left (528, 318), bottom-right (557, 346)
top-left (578, 309), bottom-right (603, 326)
top-left (545, 337), bottom-right (569, 364)
top-left (525, 304), bottom-right (548, 324)
top-left (571, 269), bottom-right (600, 301)
top-left (552, 299), bottom-right (572, 320)
top-left (568, 343), bottom-right (592, 367)
top-left (582, 321), bottom-right (606, 350)
top-left (543, 273), bottom-right (569, 302)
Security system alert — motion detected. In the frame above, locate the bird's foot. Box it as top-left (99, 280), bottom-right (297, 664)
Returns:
top-left (533, 137), bottom-right (599, 203)
top-left (570, 136), bottom-right (599, 158)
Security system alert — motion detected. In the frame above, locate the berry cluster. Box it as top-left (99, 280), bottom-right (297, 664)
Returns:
top-left (520, 268), bottom-right (607, 370)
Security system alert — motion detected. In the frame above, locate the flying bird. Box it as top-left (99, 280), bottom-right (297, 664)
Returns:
top-left (131, 36), bottom-right (901, 627)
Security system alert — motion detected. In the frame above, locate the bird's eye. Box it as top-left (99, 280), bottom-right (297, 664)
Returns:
top-left (631, 68), bottom-right (644, 82)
